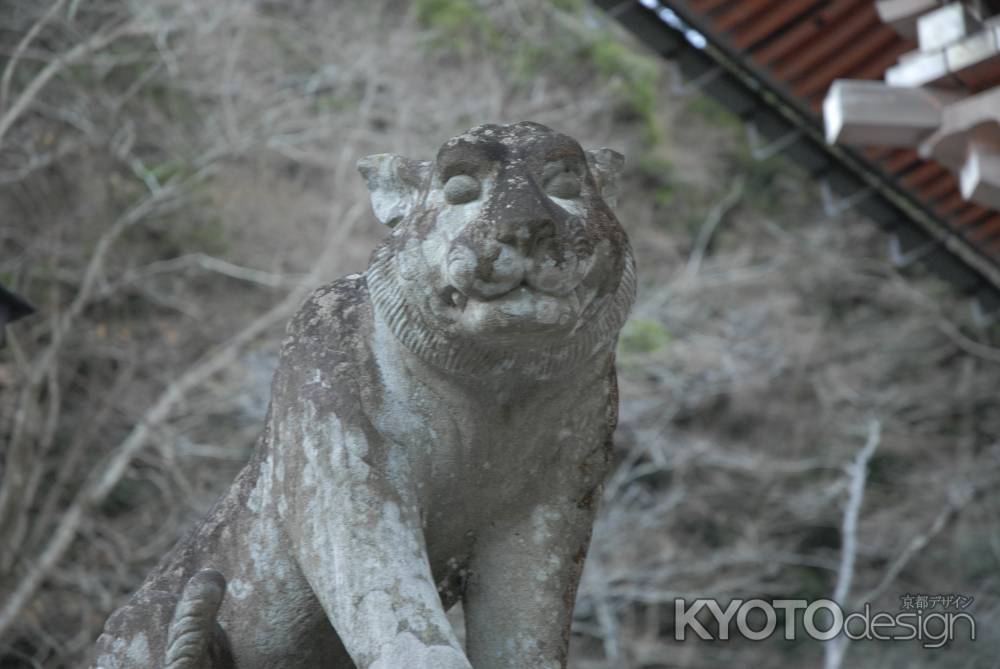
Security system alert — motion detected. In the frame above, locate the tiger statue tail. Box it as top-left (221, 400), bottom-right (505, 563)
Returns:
top-left (163, 569), bottom-right (227, 669)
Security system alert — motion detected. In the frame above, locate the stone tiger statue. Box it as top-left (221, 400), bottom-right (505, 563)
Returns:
top-left (94, 121), bottom-right (636, 669)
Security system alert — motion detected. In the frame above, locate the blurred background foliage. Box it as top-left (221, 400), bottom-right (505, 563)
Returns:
top-left (1, 1), bottom-right (1000, 667)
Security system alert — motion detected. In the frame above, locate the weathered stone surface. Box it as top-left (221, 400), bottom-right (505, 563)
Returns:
top-left (93, 122), bottom-right (636, 668)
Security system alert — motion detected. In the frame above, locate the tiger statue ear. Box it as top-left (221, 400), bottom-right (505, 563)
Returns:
top-left (357, 154), bottom-right (432, 227)
top-left (586, 148), bottom-right (625, 209)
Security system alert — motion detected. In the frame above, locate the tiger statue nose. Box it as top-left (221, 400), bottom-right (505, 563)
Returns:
top-left (446, 233), bottom-right (531, 300)
top-left (494, 217), bottom-right (556, 254)
top-left (446, 178), bottom-right (561, 300)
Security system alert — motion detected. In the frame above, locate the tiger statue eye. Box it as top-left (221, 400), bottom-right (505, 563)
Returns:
top-left (546, 171), bottom-right (581, 199)
top-left (444, 174), bottom-right (481, 204)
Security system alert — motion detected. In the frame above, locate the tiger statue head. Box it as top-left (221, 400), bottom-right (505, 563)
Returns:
top-left (361, 121), bottom-right (636, 380)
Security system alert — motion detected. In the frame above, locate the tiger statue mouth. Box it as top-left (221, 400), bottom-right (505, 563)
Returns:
top-left (439, 280), bottom-right (586, 334)
top-left (362, 121), bottom-right (636, 379)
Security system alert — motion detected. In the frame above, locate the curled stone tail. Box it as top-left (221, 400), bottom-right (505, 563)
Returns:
top-left (164, 569), bottom-right (226, 669)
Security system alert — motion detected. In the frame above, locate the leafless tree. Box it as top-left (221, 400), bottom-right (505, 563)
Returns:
top-left (2, 2), bottom-right (999, 668)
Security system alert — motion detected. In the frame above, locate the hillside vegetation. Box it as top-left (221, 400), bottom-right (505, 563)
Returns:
top-left (1, 1), bottom-right (999, 667)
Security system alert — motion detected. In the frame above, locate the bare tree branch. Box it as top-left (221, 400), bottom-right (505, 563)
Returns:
top-left (0, 201), bottom-right (365, 637)
top-left (685, 177), bottom-right (745, 278)
top-left (0, 0), bottom-right (68, 115)
top-left (824, 419), bottom-right (881, 669)
top-left (0, 19), bottom-right (137, 148)
top-left (858, 484), bottom-right (978, 606)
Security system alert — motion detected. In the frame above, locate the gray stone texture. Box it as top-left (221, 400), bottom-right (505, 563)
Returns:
top-left (93, 122), bottom-right (636, 668)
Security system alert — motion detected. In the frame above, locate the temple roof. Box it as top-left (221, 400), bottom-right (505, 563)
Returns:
top-left (597, 0), bottom-right (1000, 322)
